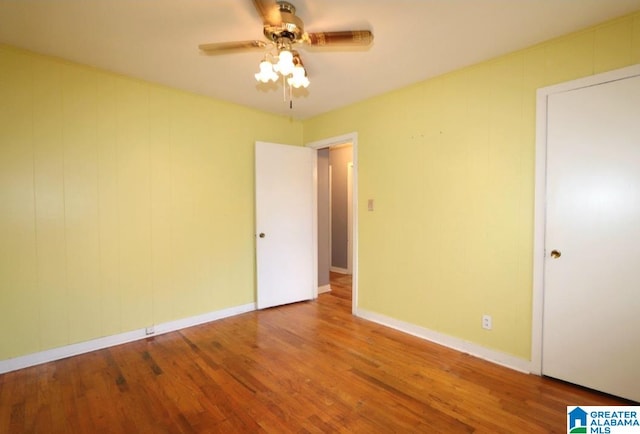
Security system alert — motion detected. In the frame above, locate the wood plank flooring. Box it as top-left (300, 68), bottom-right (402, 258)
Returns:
top-left (0, 272), bottom-right (632, 433)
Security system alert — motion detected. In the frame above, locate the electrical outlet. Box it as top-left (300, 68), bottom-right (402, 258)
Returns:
top-left (482, 315), bottom-right (492, 330)
top-left (145, 326), bottom-right (155, 335)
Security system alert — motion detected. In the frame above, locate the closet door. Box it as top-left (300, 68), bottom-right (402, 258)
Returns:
top-left (542, 74), bottom-right (640, 402)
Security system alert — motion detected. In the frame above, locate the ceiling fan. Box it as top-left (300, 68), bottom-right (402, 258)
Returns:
top-left (198, 0), bottom-right (374, 101)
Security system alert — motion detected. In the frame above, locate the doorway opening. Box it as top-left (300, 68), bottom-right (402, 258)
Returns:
top-left (308, 133), bottom-right (358, 314)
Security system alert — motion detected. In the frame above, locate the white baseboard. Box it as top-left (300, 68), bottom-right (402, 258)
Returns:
top-left (355, 308), bottom-right (532, 374)
top-left (330, 267), bottom-right (349, 274)
top-left (0, 302), bottom-right (256, 375)
top-left (318, 284), bottom-right (331, 294)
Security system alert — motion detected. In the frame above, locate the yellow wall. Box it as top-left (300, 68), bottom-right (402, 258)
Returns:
top-left (0, 45), bottom-right (302, 360)
top-left (304, 12), bottom-right (640, 359)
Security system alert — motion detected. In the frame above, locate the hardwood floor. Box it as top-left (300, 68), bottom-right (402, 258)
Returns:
top-left (0, 272), bottom-right (631, 433)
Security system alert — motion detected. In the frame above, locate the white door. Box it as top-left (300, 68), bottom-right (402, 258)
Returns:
top-left (255, 141), bottom-right (315, 309)
top-left (542, 74), bottom-right (640, 402)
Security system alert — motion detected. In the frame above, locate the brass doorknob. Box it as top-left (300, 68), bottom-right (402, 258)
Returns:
top-left (550, 250), bottom-right (561, 259)
top-left (259, 233), bottom-right (265, 238)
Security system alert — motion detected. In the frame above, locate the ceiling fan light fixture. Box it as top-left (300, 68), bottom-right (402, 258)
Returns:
top-left (199, 0), bottom-right (373, 108)
top-left (288, 64), bottom-right (309, 88)
top-left (255, 59), bottom-right (278, 83)
top-left (274, 49), bottom-right (295, 76)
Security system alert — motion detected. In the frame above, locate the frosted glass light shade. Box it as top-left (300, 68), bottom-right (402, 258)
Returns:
top-left (275, 50), bottom-right (294, 76)
top-left (255, 60), bottom-right (278, 83)
top-left (287, 65), bottom-right (310, 88)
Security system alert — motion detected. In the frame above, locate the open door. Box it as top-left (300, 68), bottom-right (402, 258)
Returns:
top-left (255, 141), bottom-right (316, 309)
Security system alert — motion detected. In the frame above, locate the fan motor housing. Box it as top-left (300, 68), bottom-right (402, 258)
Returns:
top-left (263, 2), bottom-right (304, 44)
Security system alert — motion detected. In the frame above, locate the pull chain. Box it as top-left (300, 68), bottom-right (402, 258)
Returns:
top-left (282, 75), bottom-right (286, 102)
top-left (280, 75), bottom-right (294, 109)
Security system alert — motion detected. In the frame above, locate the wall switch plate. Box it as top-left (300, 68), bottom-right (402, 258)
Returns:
top-left (368, 199), bottom-right (374, 211)
top-left (482, 315), bottom-right (492, 330)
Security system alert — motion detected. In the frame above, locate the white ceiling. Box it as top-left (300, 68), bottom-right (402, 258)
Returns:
top-left (1, 0), bottom-right (639, 119)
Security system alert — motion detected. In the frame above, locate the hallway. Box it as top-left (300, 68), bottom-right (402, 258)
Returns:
top-left (326, 271), bottom-right (352, 303)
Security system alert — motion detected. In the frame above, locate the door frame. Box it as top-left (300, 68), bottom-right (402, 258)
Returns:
top-left (530, 64), bottom-right (640, 375)
top-left (307, 132), bottom-right (358, 314)
top-left (347, 162), bottom-right (353, 275)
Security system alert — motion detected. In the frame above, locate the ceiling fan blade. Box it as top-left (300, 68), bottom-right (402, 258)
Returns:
top-left (251, 0), bottom-right (281, 26)
top-left (199, 40), bottom-right (268, 54)
top-left (305, 30), bottom-right (373, 46)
